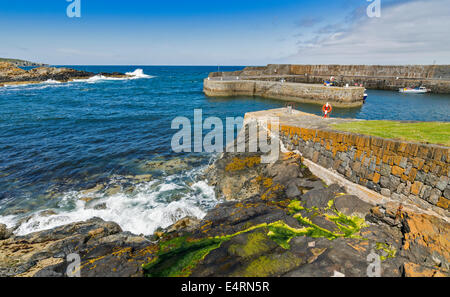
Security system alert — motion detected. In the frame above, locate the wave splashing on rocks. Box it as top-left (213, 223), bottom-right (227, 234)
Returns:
top-left (1, 162), bottom-right (217, 237)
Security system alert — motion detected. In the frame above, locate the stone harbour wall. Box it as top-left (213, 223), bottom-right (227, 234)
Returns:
top-left (210, 64), bottom-right (450, 93)
top-left (203, 78), bottom-right (365, 107)
top-left (279, 125), bottom-right (450, 212)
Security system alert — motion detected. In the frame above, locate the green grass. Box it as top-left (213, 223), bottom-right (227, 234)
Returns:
top-left (331, 121), bottom-right (450, 146)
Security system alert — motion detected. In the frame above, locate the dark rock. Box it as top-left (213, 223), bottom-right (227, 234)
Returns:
top-left (0, 224), bottom-right (12, 240)
top-left (93, 203), bottom-right (107, 210)
top-left (0, 62), bottom-right (126, 84)
top-left (301, 184), bottom-right (344, 210)
top-left (334, 195), bottom-right (372, 217)
top-left (286, 181), bottom-right (302, 198)
top-left (0, 218), bottom-right (153, 277)
top-left (167, 216), bottom-right (201, 233)
top-left (310, 215), bottom-right (340, 233)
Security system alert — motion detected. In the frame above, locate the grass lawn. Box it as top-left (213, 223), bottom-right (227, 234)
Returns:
top-left (331, 121), bottom-right (450, 146)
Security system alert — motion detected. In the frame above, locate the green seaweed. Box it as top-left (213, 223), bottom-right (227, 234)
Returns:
top-left (287, 200), bottom-right (305, 213)
top-left (143, 199), bottom-right (369, 277)
top-left (234, 252), bottom-right (303, 277)
top-left (228, 231), bottom-right (271, 258)
top-left (287, 199), bottom-right (368, 241)
top-left (326, 211), bottom-right (367, 238)
top-left (376, 242), bottom-right (397, 261)
top-left (143, 236), bottom-right (225, 277)
top-left (267, 221), bottom-right (310, 249)
top-left (143, 224), bottom-right (269, 277)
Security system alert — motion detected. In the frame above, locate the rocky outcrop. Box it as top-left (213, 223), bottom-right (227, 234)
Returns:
top-left (0, 62), bottom-right (126, 85)
top-left (0, 218), bottom-right (154, 277)
top-left (1, 151), bottom-right (448, 277)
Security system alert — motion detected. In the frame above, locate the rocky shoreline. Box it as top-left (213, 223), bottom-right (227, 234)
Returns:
top-left (1, 148), bottom-right (448, 277)
top-left (0, 62), bottom-right (127, 86)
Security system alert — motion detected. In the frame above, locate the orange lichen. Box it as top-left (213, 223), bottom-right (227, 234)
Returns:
top-left (402, 212), bottom-right (450, 263)
top-left (225, 156), bottom-right (261, 172)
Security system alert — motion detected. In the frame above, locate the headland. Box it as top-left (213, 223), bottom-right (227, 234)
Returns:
top-left (0, 62), bottom-right (129, 87)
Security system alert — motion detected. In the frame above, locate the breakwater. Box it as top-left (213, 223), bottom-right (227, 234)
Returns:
top-left (204, 78), bottom-right (365, 107)
top-left (245, 108), bottom-right (450, 214)
top-left (209, 64), bottom-right (450, 93)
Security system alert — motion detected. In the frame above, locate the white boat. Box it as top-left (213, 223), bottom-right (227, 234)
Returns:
top-left (399, 86), bottom-right (430, 93)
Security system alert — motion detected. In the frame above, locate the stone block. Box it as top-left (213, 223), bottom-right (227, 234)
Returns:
top-left (372, 172), bottom-right (381, 184)
top-left (427, 188), bottom-right (442, 205)
top-left (415, 171), bottom-right (425, 182)
top-left (392, 165), bottom-right (405, 177)
top-left (312, 151), bottom-right (320, 163)
top-left (380, 164), bottom-right (391, 176)
top-left (380, 176), bottom-right (390, 188)
top-left (410, 181), bottom-right (423, 196)
top-left (436, 176), bottom-right (448, 191)
top-left (425, 174), bottom-right (439, 187)
top-left (381, 188), bottom-right (391, 197)
top-left (397, 183), bottom-right (406, 194)
top-left (412, 158), bottom-right (425, 169)
top-left (444, 187), bottom-right (450, 199)
top-left (352, 161), bottom-right (361, 173)
top-left (437, 197), bottom-right (450, 209)
top-left (389, 176), bottom-right (401, 191)
top-left (399, 157), bottom-right (408, 169)
top-left (419, 185), bottom-right (432, 200)
top-left (408, 168), bottom-right (418, 182)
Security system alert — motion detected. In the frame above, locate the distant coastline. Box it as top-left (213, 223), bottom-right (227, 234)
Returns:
top-left (0, 61), bottom-right (152, 87)
top-left (0, 57), bottom-right (47, 67)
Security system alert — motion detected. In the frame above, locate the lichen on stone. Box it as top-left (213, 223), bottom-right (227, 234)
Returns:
top-left (225, 156), bottom-right (261, 172)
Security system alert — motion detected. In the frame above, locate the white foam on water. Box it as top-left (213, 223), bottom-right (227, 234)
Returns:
top-left (0, 69), bottom-right (154, 91)
top-left (71, 75), bottom-right (125, 83)
top-left (125, 69), bottom-right (153, 79)
top-left (1, 79), bottom-right (66, 91)
top-left (0, 215), bottom-right (17, 229)
top-left (158, 183), bottom-right (182, 192)
top-left (5, 173), bottom-right (217, 236)
top-left (43, 79), bottom-right (62, 84)
top-left (71, 69), bottom-right (154, 83)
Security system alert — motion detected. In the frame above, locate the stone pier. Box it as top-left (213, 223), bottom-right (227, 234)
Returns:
top-left (244, 108), bottom-right (450, 216)
top-left (204, 78), bottom-right (365, 107)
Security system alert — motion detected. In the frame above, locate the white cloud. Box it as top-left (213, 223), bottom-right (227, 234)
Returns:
top-left (284, 0), bottom-right (450, 64)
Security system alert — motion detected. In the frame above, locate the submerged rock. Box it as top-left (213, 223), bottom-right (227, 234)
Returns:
top-left (142, 157), bottom-right (194, 175)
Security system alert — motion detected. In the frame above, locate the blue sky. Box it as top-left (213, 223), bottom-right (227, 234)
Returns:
top-left (0, 0), bottom-right (449, 65)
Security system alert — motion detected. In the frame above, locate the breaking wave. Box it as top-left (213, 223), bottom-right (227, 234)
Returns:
top-left (0, 169), bottom-right (217, 236)
top-left (0, 69), bottom-right (154, 90)
top-left (72, 69), bottom-right (154, 83)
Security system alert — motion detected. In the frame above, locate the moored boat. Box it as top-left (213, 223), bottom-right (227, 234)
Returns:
top-left (399, 86), bottom-right (430, 93)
